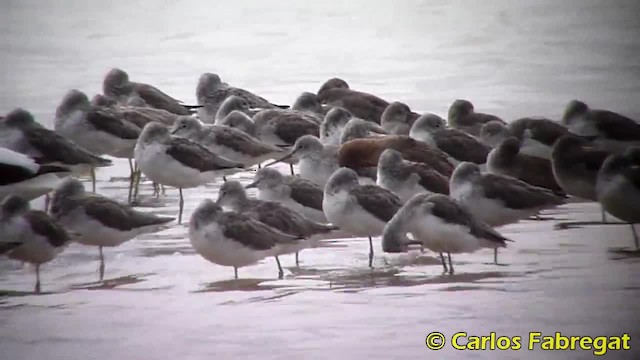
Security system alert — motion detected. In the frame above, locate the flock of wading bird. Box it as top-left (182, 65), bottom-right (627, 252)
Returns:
top-left (1, 68), bottom-right (640, 293)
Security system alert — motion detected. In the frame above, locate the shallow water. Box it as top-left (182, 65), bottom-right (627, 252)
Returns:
top-left (1, 0), bottom-right (640, 359)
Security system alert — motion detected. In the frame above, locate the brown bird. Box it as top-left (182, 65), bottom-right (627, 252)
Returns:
top-left (338, 135), bottom-right (454, 178)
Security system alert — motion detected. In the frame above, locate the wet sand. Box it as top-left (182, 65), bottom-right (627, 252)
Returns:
top-left (1, 163), bottom-right (639, 359)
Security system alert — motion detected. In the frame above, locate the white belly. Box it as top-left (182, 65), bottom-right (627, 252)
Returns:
top-left (189, 223), bottom-right (274, 268)
top-left (135, 142), bottom-right (221, 188)
top-left (411, 216), bottom-right (481, 254)
top-left (323, 191), bottom-right (385, 237)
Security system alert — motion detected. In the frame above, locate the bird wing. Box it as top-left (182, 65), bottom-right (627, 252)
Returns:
top-left (245, 202), bottom-right (310, 236)
top-left (272, 114), bottom-right (320, 145)
top-left (24, 210), bottom-right (70, 247)
top-left (134, 83), bottom-right (190, 115)
top-left (436, 130), bottom-right (490, 163)
top-left (590, 110), bottom-right (640, 141)
top-left (208, 126), bottom-right (281, 156)
top-left (327, 92), bottom-right (387, 124)
top-left (219, 212), bottom-right (300, 249)
top-left (288, 178), bottom-right (324, 211)
top-left (228, 88), bottom-right (277, 108)
top-left (429, 196), bottom-right (510, 245)
top-left (166, 137), bottom-right (243, 172)
top-left (86, 108), bottom-right (140, 139)
top-left (406, 162), bottom-right (450, 194)
top-left (478, 174), bottom-right (563, 209)
top-left (352, 185), bottom-right (402, 222)
top-left (24, 126), bottom-right (112, 166)
top-left (83, 196), bottom-right (174, 231)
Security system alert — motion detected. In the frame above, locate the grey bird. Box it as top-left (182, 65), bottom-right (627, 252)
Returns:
top-left (551, 135), bottom-right (611, 222)
top-left (447, 99), bottom-right (506, 136)
top-left (487, 137), bottom-right (565, 195)
top-left (264, 135), bottom-right (339, 188)
top-left (323, 167), bottom-right (402, 267)
top-left (478, 120), bottom-right (513, 148)
top-left (92, 94), bottom-right (181, 128)
top-left (246, 167), bottom-right (327, 223)
top-left (410, 113), bottom-right (490, 165)
top-left (320, 107), bottom-right (355, 146)
top-left (55, 89), bottom-right (140, 193)
top-left (196, 73), bottom-right (287, 123)
top-left (382, 193), bottom-right (511, 274)
top-left (213, 95), bottom-right (261, 123)
top-left (217, 110), bottom-right (257, 137)
top-left (103, 68), bottom-right (200, 115)
top-left (253, 108), bottom-right (320, 146)
top-left (596, 147), bottom-right (640, 250)
top-left (134, 122), bottom-right (245, 223)
top-left (507, 117), bottom-right (572, 159)
top-left (339, 118), bottom-right (388, 144)
top-left (381, 101), bottom-right (417, 135)
top-left (170, 116), bottom-right (285, 167)
top-left (376, 148), bottom-right (449, 203)
top-left (291, 92), bottom-right (333, 118)
top-left (50, 178), bottom-right (174, 281)
top-left (1, 195), bottom-right (71, 293)
top-left (450, 162), bottom-right (565, 263)
top-left (216, 181), bottom-right (338, 268)
top-left (189, 199), bottom-right (302, 279)
top-left (0, 108), bottom-right (112, 180)
top-left (317, 78), bottom-right (419, 124)
top-left (562, 100), bottom-right (640, 154)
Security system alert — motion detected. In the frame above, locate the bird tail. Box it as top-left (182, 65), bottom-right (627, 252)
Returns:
top-left (0, 242), bottom-right (22, 255)
top-left (93, 155), bottom-right (113, 167)
top-left (273, 104), bottom-right (290, 109)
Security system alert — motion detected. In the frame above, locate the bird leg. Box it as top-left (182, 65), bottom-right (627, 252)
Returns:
top-left (91, 167), bottom-right (97, 193)
top-left (234, 267), bottom-right (238, 279)
top-left (494, 248), bottom-right (499, 265)
top-left (35, 264), bottom-right (41, 294)
top-left (447, 252), bottom-right (454, 275)
top-left (295, 252), bottom-right (300, 267)
top-left (275, 256), bottom-right (284, 279)
top-left (178, 188), bottom-right (184, 224)
top-left (99, 246), bottom-right (105, 281)
top-left (439, 252), bottom-right (448, 273)
top-left (44, 193), bottom-right (51, 212)
top-left (132, 169), bottom-right (142, 201)
top-left (223, 176), bottom-right (227, 182)
top-left (127, 164), bottom-right (135, 204)
top-left (601, 207), bottom-right (607, 224)
top-left (289, 164), bottom-right (295, 176)
top-left (368, 236), bottom-right (374, 268)
top-left (631, 224), bottom-right (639, 251)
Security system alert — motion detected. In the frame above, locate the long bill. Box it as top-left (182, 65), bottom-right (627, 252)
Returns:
top-left (262, 149), bottom-right (298, 168)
